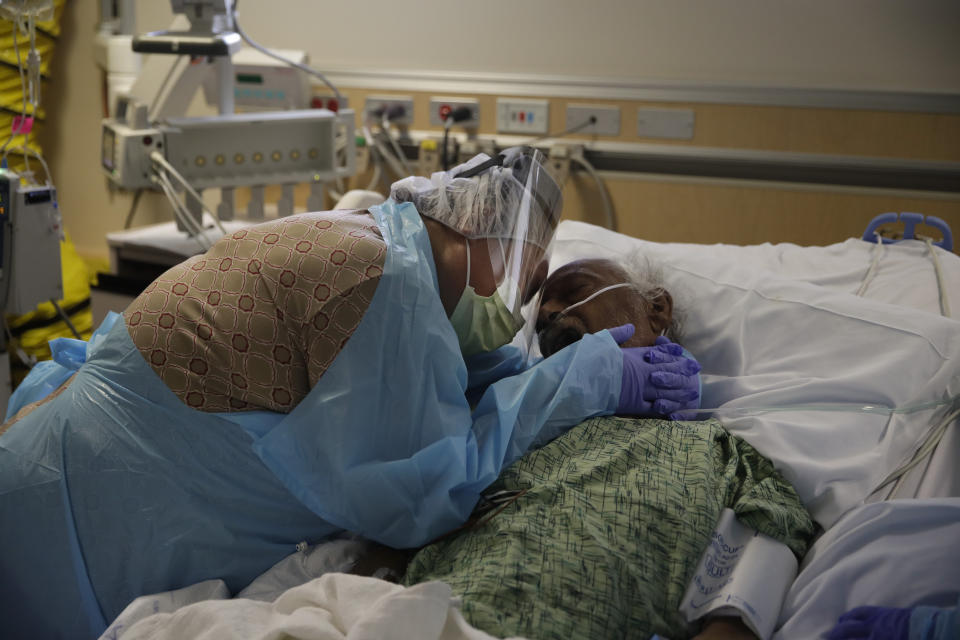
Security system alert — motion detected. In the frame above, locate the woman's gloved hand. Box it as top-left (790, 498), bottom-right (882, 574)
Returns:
top-left (826, 605), bottom-right (911, 640)
top-left (608, 324), bottom-right (701, 420)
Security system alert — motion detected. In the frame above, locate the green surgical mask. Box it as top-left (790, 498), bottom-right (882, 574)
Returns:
top-left (450, 239), bottom-right (525, 357)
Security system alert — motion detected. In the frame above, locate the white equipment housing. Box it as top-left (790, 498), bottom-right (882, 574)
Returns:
top-left (0, 0), bottom-right (54, 21)
top-left (0, 169), bottom-right (63, 316)
top-left (99, 0), bottom-right (357, 230)
top-left (219, 47), bottom-right (312, 112)
top-left (102, 106), bottom-right (354, 191)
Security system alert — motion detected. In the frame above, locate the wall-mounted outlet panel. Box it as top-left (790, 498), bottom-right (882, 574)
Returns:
top-left (496, 98), bottom-right (549, 134)
top-left (565, 104), bottom-right (620, 136)
top-left (429, 97), bottom-right (480, 128)
top-left (636, 107), bottom-right (695, 139)
top-left (311, 94), bottom-right (349, 112)
top-left (364, 95), bottom-right (414, 126)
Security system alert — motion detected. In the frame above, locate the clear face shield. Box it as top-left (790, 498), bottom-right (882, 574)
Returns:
top-left (391, 146), bottom-right (563, 357)
top-left (452, 147), bottom-right (562, 355)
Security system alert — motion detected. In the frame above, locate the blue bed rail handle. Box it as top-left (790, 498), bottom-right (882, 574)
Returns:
top-left (862, 212), bottom-right (953, 252)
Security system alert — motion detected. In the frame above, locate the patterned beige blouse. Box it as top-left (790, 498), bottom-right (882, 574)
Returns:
top-left (124, 210), bottom-right (386, 413)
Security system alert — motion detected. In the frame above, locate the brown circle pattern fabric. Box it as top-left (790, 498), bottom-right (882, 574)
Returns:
top-left (124, 210), bottom-right (385, 413)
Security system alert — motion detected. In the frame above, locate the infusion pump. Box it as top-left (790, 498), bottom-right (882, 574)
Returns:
top-left (0, 169), bottom-right (63, 316)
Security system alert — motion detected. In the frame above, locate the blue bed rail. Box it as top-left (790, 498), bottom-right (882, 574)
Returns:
top-left (862, 212), bottom-right (953, 252)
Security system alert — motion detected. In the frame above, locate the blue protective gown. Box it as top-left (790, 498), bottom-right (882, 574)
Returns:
top-left (0, 200), bottom-right (623, 638)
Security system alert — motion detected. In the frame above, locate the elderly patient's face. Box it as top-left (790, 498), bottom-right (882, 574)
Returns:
top-left (535, 258), bottom-right (673, 358)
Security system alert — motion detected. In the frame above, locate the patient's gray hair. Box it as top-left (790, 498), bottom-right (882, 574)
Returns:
top-left (621, 252), bottom-right (685, 343)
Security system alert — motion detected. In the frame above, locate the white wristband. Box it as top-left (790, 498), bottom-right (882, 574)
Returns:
top-left (679, 508), bottom-right (798, 640)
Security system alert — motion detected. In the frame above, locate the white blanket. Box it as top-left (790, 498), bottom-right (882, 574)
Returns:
top-left (775, 498), bottom-right (960, 639)
top-left (99, 573), bottom-right (522, 640)
top-left (551, 222), bottom-right (960, 527)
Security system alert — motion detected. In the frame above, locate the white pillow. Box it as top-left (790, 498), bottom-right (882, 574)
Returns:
top-left (551, 221), bottom-right (960, 527)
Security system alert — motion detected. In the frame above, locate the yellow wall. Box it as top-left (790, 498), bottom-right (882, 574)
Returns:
top-left (37, 0), bottom-right (174, 265)
top-left (565, 175), bottom-right (960, 247)
top-left (338, 88), bottom-right (960, 161)
top-left (310, 86), bottom-right (960, 249)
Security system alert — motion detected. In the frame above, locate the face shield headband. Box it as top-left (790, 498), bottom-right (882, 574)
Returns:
top-left (452, 148), bottom-right (562, 245)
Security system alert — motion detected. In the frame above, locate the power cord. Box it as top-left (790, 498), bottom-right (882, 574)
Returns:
top-left (382, 105), bottom-right (414, 175)
top-left (442, 106), bottom-right (474, 171)
top-left (50, 299), bottom-right (82, 340)
top-left (569, 149), bottom-right (617, 231)
top-left (150, 151), bottom-right (227, 236)
top-left (525, 115), bottom-right (598, 145)
top-left (363, 125), bottom-right (407, 179)
top-left (0, 18), bottom-right (29, 158)
top-left (363, 104), bottom-right (416, 178)
top-left (229, 0), bottom-right (343, 103)
top-left (123, 189), bottom-right (144, 229)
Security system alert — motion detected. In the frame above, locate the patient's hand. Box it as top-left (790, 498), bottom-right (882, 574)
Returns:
top-left (693, 617), bottom-right (758, 640)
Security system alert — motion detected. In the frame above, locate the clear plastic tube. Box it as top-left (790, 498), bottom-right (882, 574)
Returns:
top-left (923, 236), bottom-right (952, 319)
top-left (876, 404), bottom-right (960, 499)
top-left (856, 231), bottom-right (884, 297)
top-left (682, 395), bottom-right (960, 419)
top-left (151, 151), bottom-right (227, 236)
top-left (155, 171), bottom-right (211, 252)
top-left (556, 282), bottom-right (635, 318)
top-left (230, 0), bottom-right (342, 103)
top-left (382, 115), bottom-right (414, 176)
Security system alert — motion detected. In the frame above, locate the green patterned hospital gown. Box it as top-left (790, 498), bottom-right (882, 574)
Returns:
top-left (403, 417), bottom-right (815, 640)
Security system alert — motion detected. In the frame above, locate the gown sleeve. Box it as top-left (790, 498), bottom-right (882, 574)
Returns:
top-left (463, 344), bottom-right (531, 405)
top-left (253, 328), bottom-right (622, 549)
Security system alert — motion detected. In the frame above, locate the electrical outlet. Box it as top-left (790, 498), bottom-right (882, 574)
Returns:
top-left (310, 94), bottom-right (349, 112)
top-left (636, 107), bottom-right (695, 139)
top-left (429, 97), bottom-right (480, 128)
top-left (566, 104), bottom-right (620, 136)
top-left (496, 98), bottom-right (549, 134)
top-left (364, 95), bottom-right (414, 126)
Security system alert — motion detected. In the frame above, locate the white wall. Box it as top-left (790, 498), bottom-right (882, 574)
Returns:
top-left (139, 0), bottom-right (960, 93)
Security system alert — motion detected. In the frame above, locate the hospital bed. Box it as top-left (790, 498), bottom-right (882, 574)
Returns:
top-left (96, 216), bottom-right (960, 639)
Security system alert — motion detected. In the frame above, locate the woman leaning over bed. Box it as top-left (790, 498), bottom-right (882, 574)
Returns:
top-left (0, 149), bottom-right (703, 638)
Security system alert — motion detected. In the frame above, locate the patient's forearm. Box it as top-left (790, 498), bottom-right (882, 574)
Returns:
top-left (693, 617), bottom-right (758, 640)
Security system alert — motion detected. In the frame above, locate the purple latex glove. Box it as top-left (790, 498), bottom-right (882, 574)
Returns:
top-left (826, 606), bottom-right (911, 640)
top-left (609, 324), bottom-right (701, 420)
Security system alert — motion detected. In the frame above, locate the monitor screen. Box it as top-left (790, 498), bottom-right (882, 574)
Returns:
top-left (102, 127), bottom-right (116, 171)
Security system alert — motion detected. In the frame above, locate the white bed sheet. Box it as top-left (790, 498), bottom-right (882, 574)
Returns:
top-left (100, 223), bottom-right (960, 637)
top-left (550, 221), bottom-right (960, 528)
top-left (775, 498), bottom-right (960, 639)
top-left (99, 573), bottom-right (517, 640)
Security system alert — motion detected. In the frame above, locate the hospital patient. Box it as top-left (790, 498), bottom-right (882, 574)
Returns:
top-left (397, 256), bottom-right (816, 640)
top-left (536, 255), bottom-right (679, 356)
